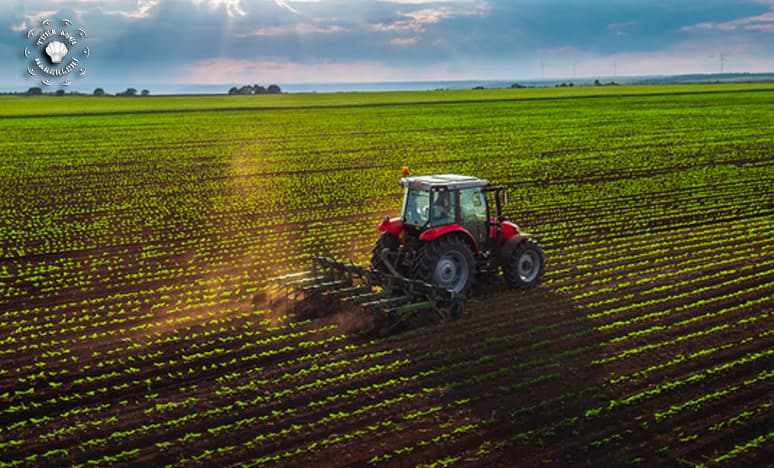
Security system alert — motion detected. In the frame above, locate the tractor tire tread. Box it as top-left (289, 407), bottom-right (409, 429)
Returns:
top-left (411, 234), bottom-right (475, 295)
top-left (502, 238), bottom-right (545, 289)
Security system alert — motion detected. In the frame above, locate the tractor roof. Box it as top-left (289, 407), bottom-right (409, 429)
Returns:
top-left (400, 174), bottom-right (488, 191)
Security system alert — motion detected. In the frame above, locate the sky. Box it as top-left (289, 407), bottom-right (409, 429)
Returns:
top-left (2, 0), bottom-right (774, 92)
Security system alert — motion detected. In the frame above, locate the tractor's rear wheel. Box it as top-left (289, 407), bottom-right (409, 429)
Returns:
top-left (502, 239), bottom-right (545, 289)
top-left (413, 235), bottom-right (474, 294)
top-left (371, 233), bottom-right (399, 273)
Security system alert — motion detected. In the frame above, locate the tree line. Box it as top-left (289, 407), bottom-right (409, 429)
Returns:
top-left (17, 87), bottom-right (151, 96)
top-left (12, 85), bottom-right (283, 96)
top-left (228, 84), bottom-right (282, 95)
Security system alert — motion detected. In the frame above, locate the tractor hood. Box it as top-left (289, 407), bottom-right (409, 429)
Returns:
top-left (377, 216), bottom-right (403, 237)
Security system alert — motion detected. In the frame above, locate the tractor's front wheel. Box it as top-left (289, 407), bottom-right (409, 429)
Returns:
top-left (502, 239), bottom-right (545, 289)
top-left (413, 235), bottom-right (475, 294)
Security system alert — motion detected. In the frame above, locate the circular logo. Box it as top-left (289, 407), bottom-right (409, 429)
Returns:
top-left (24, 18), bottom-right (89, 87)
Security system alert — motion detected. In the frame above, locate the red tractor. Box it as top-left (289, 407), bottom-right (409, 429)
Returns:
top-left (274, 170), bottom-right (545, 333)
top-left (372, 171), bottom-right (545, 294)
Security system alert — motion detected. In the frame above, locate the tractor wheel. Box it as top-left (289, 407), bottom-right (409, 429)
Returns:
top-left (413, 235), bottom-right (475, 294)
top-left (371, 233), bottom-right (399, 273)
top-left (502, 239), bottom-right (545, 289)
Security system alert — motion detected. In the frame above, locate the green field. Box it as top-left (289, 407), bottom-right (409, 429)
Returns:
top-left (0, 85), bottom-right (772, 466)
top-left (2, 82), bottom-right (774, 116)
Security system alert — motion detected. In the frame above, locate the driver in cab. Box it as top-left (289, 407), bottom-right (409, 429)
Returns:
top-left (432, 191), bottom-right (454, 225)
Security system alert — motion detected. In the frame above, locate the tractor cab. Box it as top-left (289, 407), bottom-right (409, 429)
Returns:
top-left (401, 174), bottom-right (487, 236)
top-left (398, 174), bottom-right (511, 253)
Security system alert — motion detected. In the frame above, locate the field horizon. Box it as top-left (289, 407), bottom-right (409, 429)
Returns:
top-left (3, 82), bottom-right (774, 117)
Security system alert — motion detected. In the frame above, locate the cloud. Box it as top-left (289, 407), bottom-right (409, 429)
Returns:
top-left (177, 55), bottom-right (467, 83)
top-left (390, 36), bottom-right (420, 46)
top-left (369, 2), bottom-right (487, 32)
top-left (10, 22), bottom-right (27, 32)
top-left (238, 23), bottom-right (347, 37)
top-left (370, 7), bottom-right (456, 33)
top-left (18, 10), bottom-right (61, 27)
top-left (273, 0), bottom-right (300, 15)
top-left (101, 0), bottom-right (160, 19)
top-left (270, 0), bottom-right (326, 15)
top-left (682, 11), bottom-right (774, 33)
top-left (192, 0), bottom-right (246, 17)
top-left (384, 0), bottom-right (479, 3)
top-left (607, 21), bottom-right (636, 37)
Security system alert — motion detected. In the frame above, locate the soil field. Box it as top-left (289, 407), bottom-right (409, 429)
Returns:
top-left (0, 85), bottom-right (772, 466)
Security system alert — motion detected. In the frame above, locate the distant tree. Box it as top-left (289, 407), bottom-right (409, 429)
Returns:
top-left (594, 79), bottom-right (601, 86)
top-left (510, 83), bottom-right (526, 88)
top-left (93, 87), bottom-right (105, 96)
top-left (27, 87), bottom-right (43, 95)
top-left (228, 84), bottom-right (281, 95)
top-left (141, 89), bottom-right (150, 96)
top-left (118, 88), bottom-right (138, 96)
top-left (55, 89), bottom-right (65, 96)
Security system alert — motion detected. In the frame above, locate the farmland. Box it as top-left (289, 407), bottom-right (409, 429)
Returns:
top-left (0, 85), bottom-right (772, 466)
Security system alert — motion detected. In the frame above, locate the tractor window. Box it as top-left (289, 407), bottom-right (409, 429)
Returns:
top-left (431, 190), bottom-right (456, 226)
top-left (460, 188), bottom-right (487, 245)
top-left (403, 189), bottom-right (430, 226)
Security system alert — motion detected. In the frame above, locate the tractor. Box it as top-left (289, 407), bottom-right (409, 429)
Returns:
top-left (273, 169), bottom-right (544, 333)
top-left (371, 169), bottom-right (545, 294)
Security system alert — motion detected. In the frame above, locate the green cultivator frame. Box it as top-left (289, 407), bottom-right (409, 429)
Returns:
top-left (276, 256), bottom-right (465, 334)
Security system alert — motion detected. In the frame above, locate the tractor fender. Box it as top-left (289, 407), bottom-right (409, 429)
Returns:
top-left (419, 224), bottom-right (480, 255)
top-left (498, 233), bottom-right (534, 265)
top-left (377, 217), bottom-right (403, 237)
top-left (500, 221), bottom-right (520, 241)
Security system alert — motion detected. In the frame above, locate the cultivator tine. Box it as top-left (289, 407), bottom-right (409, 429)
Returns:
top-left (323, 285), bottom-right (373, 299)
top-left (302, 279), bottom-right (352, 293)
top-left (394, 300), bottom-right (436, 315)
top-left (285, 275), bottom-right (326, 288)
top-left (347, 291), bottom-right (386, 304)
top-left (274, 270), bottom-right (312, 280)
top-left (360, 295), bottom-right (413, 312)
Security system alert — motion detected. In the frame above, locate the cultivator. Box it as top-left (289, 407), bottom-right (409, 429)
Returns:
top-left (261, 169), bottom-right (544, 334)
top-left (272, 256), bottom-right (465, 334)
